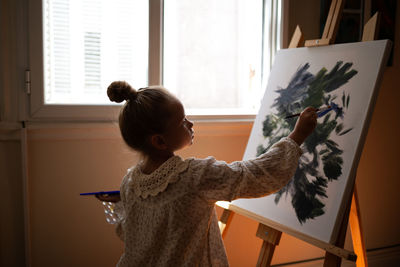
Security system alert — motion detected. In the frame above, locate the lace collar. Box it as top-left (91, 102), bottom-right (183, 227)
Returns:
top-left (128, 156), bottom-right (189, 199)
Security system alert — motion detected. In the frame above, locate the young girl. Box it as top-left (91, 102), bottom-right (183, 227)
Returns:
top-left (101, 81), bottom-right (317, 266)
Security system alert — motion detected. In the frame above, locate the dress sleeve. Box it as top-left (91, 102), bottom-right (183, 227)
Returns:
top-left (190, 137), bottom-right (303, 203)
top-left (113, 171), bottom-right (131, 241)
top-left (113, 201), bottom-right (125, 241)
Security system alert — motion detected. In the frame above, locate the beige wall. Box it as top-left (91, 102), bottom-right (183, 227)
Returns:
top-left (25, 123), bottom-right (252, 266)
top-left (27, 127), bottom-right (132, 266)
top-left (0, 136), bottom-right (26, 267)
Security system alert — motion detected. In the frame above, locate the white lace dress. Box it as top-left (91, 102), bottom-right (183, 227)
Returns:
top-left (114, 137), bottom-right (302, 267)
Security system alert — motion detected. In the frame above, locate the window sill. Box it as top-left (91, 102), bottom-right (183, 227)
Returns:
top-left (188, 114), bottom-right (255, 123)
top-left (23, 119), bottom-right (254, 141)
top-left (26, 103), bottom-right (257, 123)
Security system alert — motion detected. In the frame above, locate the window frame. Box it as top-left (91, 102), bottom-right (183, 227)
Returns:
top-left (27, 0), bottom-right (282, 122)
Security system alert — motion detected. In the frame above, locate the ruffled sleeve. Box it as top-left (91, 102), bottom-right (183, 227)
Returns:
top-left (113, 201), bottom-right (125, 240)
top-left (189, 137), bottom-right (302, 203)
top-left (113, 168), bottom-right (132, 241)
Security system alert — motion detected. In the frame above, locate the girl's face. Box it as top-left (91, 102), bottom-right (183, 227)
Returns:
top-left (162, 100), bottom-right (194, 152)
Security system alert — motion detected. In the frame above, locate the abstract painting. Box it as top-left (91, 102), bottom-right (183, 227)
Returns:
top-left (231, 40), bottom-right (391, 244)
top-left (256, 61), bottom-right (357, 224)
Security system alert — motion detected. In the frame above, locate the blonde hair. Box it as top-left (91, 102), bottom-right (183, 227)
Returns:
top-left (107, 81), bottom-right (178, 154)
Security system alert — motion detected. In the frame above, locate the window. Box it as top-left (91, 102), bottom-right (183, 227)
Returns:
top-left (164, 0), bottom-right (278, 115)
top-left (29, 0), bottom-right (282, 120)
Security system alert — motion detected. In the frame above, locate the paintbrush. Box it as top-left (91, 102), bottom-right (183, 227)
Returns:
top-left (285, 106), bottom-right (332, 119)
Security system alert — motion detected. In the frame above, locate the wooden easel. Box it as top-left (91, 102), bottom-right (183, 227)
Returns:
top-left (218, 1), bottom-right (381, 266)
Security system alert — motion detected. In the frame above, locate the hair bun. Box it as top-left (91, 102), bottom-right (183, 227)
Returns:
top-left (107, 81), bottom-right (137, 103)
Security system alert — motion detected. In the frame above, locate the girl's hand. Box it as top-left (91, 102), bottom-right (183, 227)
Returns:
top-left (288, 107), bottom-right (318, 145)
top-left (95, 193), bottom-right (121, 203)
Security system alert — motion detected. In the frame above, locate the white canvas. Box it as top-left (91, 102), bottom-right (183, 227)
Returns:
top-left (231, 40), bottom-right (391, 244)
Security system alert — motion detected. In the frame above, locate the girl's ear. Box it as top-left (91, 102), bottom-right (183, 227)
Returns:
top-left (150, 134), bottom-right (167, 150)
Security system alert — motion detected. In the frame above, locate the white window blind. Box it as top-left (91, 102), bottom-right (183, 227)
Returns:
top-left (82, 0), bottom-right (102, 94)
top-left (43, 0), bottom-right (149, 104)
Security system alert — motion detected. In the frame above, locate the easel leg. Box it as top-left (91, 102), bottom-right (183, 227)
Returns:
top-left (305, 0), bottom-right (346, 47)
top-left (350, 186), bottom-right (368, 267)
top-left (361, 12), bottom-right (380, 42)
top-left (218, 208), bottom-right (234, 238)
top-left (256, 223), bottom-right (282, 267)
top-left (324, 191), bottom-right (352, 267)
top-left (257, 240), bottom-right (279, 267)
top-left (324, 185), bottom-right (367, 267)
top-left (288, 25), bottom-right (304, 48)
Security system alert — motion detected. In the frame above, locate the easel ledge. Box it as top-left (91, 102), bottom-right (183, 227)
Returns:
top-left (217, 1), bottom-right (382, 266)
top-left (217, 201), bottom-right (357, 261)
